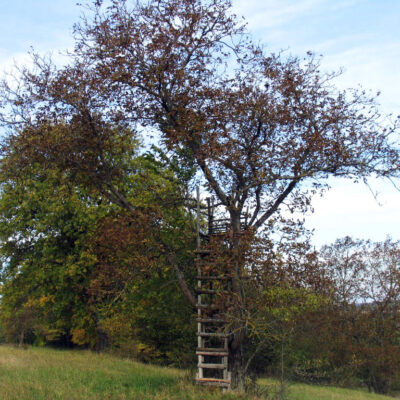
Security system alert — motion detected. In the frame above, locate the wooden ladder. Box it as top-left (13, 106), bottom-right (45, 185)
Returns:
top-left (195, 249), bottom-right (231, 389)
top-left (194, 189), bottom-right (232, 390)
top-left (194, 189), bottom-right (248, 390)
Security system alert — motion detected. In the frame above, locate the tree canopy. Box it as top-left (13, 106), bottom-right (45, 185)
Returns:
top-left (0, 0), bottom-right (399, 389)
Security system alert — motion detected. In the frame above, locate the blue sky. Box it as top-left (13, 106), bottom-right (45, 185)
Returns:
top-left (235, 0), bottom-right (400, 114)
top-left (0, 1), bottom-right (78, 57)
top-left (0, 0), bottom-right (399, 246)
top-left (233, 0), bottom-right (400, 246)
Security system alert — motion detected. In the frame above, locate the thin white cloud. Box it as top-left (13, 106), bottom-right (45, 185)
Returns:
top-left (234, 0), bottom-right (362, 30)
top-left (0, 53), bottom-right (33, 76)
top-left (0, 50), bottom-right (72, 83)
top-left (234, 0), bottom-right (325, 29)
top-left (304, 179), bottom-right (400, 246)
top-left (233, 0), bottom-right (400, 115)
top-left (320, 42), bottom-right (400, 114)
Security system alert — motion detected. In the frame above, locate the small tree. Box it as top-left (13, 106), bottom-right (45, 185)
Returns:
top-left (303, 238), bottom-right (400, 393)
top-left (1, 0), bottom-right (399, 388)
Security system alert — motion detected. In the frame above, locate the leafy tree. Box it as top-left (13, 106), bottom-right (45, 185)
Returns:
top-left (0, 164), bottom-right (102, 346)
top-left (323, 238), bottom-right (400, 393)
top-left (87, 153), bottom-right (197, 363)
top-left (0, 151), bottom-right (195, 355)
top-left (89, 210), bottom-right (196, 365)
top-left (1, 0), bottom-right (399, 387)
top-left (287, 238), bottom-right (400, 394)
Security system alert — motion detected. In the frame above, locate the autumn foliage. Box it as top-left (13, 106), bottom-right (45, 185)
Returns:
top-left (0, 0), bottom-right (400, 392)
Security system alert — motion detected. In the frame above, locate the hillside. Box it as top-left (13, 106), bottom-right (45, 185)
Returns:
top-left (0, 345), bottom-right (394, 400)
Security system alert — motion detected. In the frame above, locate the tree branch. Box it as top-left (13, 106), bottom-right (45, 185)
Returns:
top-left (253, 178), bottom-right (299, 231)
top-left (197, 157), bottom-right (230, 207)
top-left (159, 239), bottom-right (197, 309)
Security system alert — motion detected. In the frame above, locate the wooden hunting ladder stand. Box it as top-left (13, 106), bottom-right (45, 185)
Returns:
top-left (195, 188), bottom-right (231, 390)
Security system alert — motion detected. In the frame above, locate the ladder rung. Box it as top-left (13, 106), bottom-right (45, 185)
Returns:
top-left (195, 261), bottom-right (216, 266)
top-left (198, 363), bottom-right (227, 369)
top-left (196, 289), bottom-right (228, 295)
top-left (196, 304), bottom-right (220, 311)
top-left (196, 289), bottom-right (217, 295)
top-left (197, 332), bottom-right (229, 338)
top-left (196, 318), bottom-right (225, 323)
top-left (197, 350), bottom-right (228, 356)
top-left (197, 275), bottom-right (250, 280)
top-left (196, 303), bottom-right (215, 309)
top-left (196, 378), bottom-right (230, 387)
top-left (197, 276), bottom-right (230, 281)
top-left (197, 347), bottom-right (228, 352)
top-left (195, 249), bottom-right (211, 254)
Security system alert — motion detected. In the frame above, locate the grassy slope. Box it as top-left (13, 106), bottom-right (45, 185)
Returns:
top-left (0, 345), bottom-right (232, 400)
top-left (259, 379), bottom-right (396, 400)
top-left (0, 345), bottom-right (395, 400)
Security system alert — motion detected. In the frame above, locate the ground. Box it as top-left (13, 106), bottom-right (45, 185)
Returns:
top-left (0, 345), bottom-right (395, 400)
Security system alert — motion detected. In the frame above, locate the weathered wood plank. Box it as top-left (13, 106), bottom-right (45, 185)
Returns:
top-left (196, 276), bottom-right (230, 281)
top-left (196, 318), bottom-right (225, 323)
top-left (195, 289), bottom-right (228, 295)
top-left (197, 332), bottom-right (229, 338)
top-left (195, 378), bottom-right (230, 387)
top-left (197, 347), bottom-right (228, 353)
top-left (196, 351), bottom-right (228, 356)
top-left (194, 249), bottom-right (211, 254)
top-left (198, 363), bottom-right (227, 369)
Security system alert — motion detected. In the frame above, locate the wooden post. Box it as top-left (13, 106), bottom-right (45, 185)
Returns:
top-left (207, 197), bottom-right (211, 236)
top-left (196, 186), bottom-right (204, 379)
top-left (196, 186), bottom-right (201, 249)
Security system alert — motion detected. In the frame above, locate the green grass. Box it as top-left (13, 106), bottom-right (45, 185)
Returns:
top-left (0, 345), bottom-right (396, 400)
top-left (259, 378), bottom-right (396, 400)
top-left (0, 345), bottom-right (235, 400)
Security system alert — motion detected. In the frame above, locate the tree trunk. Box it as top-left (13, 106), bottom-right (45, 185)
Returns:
top-left (228, 209), bottom-right (246, 389)
top-left (229, 331), bottom-right (246, 389)
top-left (19, 330), bottom-right (25, 347)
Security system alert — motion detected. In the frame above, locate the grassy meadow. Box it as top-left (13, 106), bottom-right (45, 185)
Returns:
top-left (0, 345), bottom-right (396, 400)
